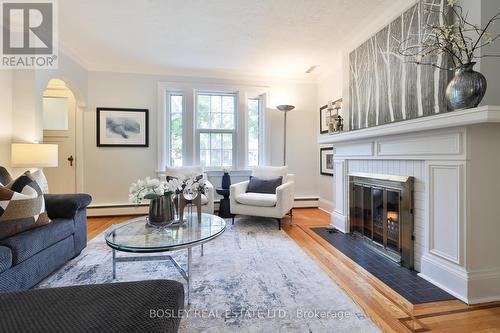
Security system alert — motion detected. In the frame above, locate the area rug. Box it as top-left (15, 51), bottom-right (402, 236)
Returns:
top-left (38, 217), bottom-right (380, 333)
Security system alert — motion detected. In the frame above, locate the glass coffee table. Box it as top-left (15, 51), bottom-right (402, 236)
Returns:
top-left (105, 213), bottom-right (226, 305)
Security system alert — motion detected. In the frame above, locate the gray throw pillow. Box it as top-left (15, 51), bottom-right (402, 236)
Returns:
top-left (246, 176), bottom-right (282, 194)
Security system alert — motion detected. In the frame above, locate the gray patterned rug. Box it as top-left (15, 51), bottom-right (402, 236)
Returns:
top-left (38, 217), bottom-right (380, 333)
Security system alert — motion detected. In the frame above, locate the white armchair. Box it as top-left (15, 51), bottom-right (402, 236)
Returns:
top-left (165, 166), bottom-right (214, 214)
top-left (230, 166), bottom-right (295, 229)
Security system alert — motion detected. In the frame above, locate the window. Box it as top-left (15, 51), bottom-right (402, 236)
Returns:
top-left (247, 98), bottom-right (260, 167)
top-left (159, 82), bottom-right (267, 172)
top-left (169, 93), bottom-right (183, 167)
top-left (196, 93), bottom-right (236, 168)
top-left (43, 97), bottom-right (69, 130)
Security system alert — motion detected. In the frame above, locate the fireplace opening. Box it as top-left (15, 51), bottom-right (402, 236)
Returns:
top-left (349, 173), bottom-right (414, 269)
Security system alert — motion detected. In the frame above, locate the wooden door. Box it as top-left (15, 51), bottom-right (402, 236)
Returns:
top-left (42, 85), bottom-right (76, 194)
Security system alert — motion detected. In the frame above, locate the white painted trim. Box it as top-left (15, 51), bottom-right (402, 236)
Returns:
top-left (376, 131), bottom-right (462, 156)
top-left (318, 105), bottom-right (500, 145)
top-left (420, 253), bottom-right (469, 302)
top-left (418, 272), bottom-right (468, 303)
top-left (87, 205), bottom-right (148, 217)
top-left (427, 162), bottom-right (465, 265)
top-left (318, 198), bottom-right (333, 213)
top-left (88, 197), bottom-right (318, 216)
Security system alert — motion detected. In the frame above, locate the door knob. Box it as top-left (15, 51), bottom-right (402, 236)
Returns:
top-left (68, 155), bottom-right (74, 166)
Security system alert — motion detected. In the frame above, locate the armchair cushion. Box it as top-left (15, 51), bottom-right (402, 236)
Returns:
top-left (246, 176), bottom-right (282, 194)
top-left (252, 166), bottom-right (288, 182)
top-left (165, 166), bottom-right (204, 179)
top-left (44, 194), bottom-right (92, 219)
top-left (236, 193), bottom-right (277, 207)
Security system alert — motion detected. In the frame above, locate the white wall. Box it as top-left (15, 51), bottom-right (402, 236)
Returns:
top-left (0, 70), bottom-right (13, 170)
top-left (316, 60), bottom-right (343, 212)
top-left (85, 71), bottom-right (318, 206)
top-left (479, 0), bottom-right (500, 106)
top-left (10, 51), bottom-right (88, 145)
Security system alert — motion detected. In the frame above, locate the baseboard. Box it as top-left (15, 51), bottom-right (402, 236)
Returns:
top-left (293, 197), bottom-right (319, 208)
top-left (467, 268), bottom-right (500, 304)
top-left (318, 198), bottom-right (333, 213)
top-left (87, 204), bottom-right (148, 217)
top-left (88, 197), bottom-right (319, 217)
top-left (420, 254), bottom-right (468, 303)
top-left (332, 211), bottom-right (347, 233)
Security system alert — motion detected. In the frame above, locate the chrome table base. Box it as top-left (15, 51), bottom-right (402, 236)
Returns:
top-left (112, 245), bottom-right (203, 305)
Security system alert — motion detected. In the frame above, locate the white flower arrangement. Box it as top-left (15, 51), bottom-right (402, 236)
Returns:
top-left (128, 177), bottom-right (183, 204)
top-left (128, 176), bottom-right (207, 204)
top-left (183, 176), bottom-right (207, 194)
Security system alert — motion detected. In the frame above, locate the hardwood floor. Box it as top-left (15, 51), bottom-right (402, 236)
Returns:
top-left (86, 209), bottom-right (500, 333)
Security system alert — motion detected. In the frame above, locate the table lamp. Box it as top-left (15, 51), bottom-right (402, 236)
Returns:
top-left (11, 143), bottom-right (59, 168)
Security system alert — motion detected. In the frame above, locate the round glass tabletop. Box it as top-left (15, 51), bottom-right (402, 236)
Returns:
top-left (105, 213), bottom-right (226, 253)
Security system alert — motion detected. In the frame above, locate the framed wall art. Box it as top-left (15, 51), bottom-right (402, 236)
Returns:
top-left (320, 147), bottom-right (334, 176)
top-left (96, 108), bottom-right (149, 147)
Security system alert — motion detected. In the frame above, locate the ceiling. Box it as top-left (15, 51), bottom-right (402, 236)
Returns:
top-left (59, 0), bottom-right (396, 79)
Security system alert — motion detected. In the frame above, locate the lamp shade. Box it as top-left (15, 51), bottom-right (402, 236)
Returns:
top-left (11, 143), bottom-right (58, 168)
top-left (276, 105), bottom-right (295, 112)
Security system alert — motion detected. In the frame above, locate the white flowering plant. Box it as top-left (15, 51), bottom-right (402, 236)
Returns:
top-left (128, 177), bottom-right (183, 204)
top-left (398, 0), bottom-right (500, 69)
top-left (182, 176), bottom-right (207, 195)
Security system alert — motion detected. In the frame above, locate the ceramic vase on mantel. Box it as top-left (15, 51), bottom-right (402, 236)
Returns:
top-left (446, 62), bottom-right (487, 111)
top-left (148, 195), bottom-right (175, 227)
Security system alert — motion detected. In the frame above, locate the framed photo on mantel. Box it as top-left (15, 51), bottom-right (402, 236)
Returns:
top-left (96, 108), bottom-right (149, 147)
top-left (320, 147), bottom-right (334, 176)
top-left (319, 105), bottom-right (329, 134)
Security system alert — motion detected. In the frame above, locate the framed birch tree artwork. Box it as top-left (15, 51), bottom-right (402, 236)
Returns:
top-left (349, 0), bottom-right (452, 130)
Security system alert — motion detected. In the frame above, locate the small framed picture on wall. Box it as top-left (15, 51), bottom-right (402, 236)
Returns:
top-left (319, 105), bottom-right (329, 134)
top-left (320, 147), bottom-right (334, 176)
top-left (96, 108), bottom-right (149, 147)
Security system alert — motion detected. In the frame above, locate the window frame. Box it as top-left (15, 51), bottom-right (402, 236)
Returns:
top-left (157, 82), bottom-right (269, 173)
top-left (165, 89), bottom-right (188, 168)
top-left (194, 90), bottom-right (238, 170)
top-left (246, 94), bottom-right (264, 168)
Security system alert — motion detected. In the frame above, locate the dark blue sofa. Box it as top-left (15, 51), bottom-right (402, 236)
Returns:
top-left (0, 169), bottom-right (92, 292)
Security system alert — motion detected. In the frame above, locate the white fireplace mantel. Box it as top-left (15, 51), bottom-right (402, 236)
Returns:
top-left (318, 105), bottom-right (500, 145)
top-left (317, 105), bottom-right (500, 304)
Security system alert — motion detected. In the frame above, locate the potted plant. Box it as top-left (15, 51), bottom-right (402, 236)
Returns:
top-left (399, 0), bottom-right (500, 110)
top-left (129, 177), bottom-right (182, 226)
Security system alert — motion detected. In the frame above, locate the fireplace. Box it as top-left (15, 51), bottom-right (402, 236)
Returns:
top-left (349, 173), bottom-right (414, 269)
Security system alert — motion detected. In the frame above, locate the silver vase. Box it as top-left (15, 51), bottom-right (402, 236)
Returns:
top-left (148, 196), bottom-right (175, 226)
top-left (446, 62), bottom-right (487, 111)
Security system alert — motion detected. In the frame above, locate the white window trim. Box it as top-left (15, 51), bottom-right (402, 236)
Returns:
top-left (157, 81), bottom-right (270, 174)
top-left (165, 91), bottom-right (186, 168)
top-left (245, 93), bottom-right (266, 168)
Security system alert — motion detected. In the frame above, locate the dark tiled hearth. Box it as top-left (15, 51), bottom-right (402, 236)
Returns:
top-left (312, 228), bottom-right (456, 304)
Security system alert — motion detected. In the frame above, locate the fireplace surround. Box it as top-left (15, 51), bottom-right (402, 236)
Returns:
top-left (318, 106), bottom-right (500, 304)
top-left (349, 173), bottom-right (414, 269)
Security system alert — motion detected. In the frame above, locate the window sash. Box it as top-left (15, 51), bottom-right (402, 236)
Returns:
top-left (196, 92), bottom-right (237, 131)
top-left (167, 91), bottom-right (185, 167)
top-left (195, 91), bottom-right (238, 169)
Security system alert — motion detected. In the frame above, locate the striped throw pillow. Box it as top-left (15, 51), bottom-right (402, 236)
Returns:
top-left (0, 171), bottom-right (50, 239)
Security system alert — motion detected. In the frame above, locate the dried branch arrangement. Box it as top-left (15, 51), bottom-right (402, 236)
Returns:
top-left (399, 0), bottom-right (500, 70)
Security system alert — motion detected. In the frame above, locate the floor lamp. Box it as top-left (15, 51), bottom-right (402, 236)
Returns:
top-left (276, 105), bottom-right (295, 166)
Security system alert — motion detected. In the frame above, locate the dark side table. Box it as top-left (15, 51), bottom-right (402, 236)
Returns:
top-left (216, 188), bottom-right (232, 218)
